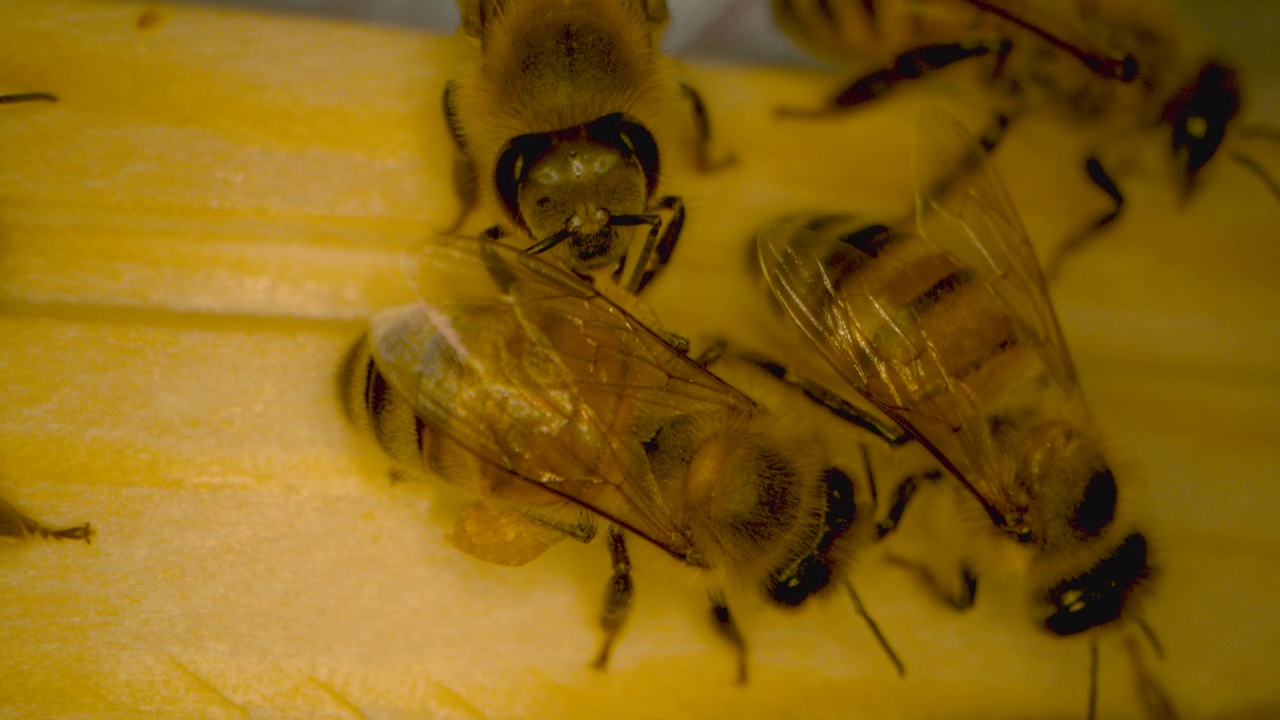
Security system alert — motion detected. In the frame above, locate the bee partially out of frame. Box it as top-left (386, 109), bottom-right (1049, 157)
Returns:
top-left (445, 0), bottom-right (730, 294)
top-left (772, 0), bottom-right (1277, 278)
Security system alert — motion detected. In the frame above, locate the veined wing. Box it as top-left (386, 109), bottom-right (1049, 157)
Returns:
top-left (371, 238), bottom-right (755, 563)
top-left (913, 106), bottom-right (1078, 391)
top-left (756, 214), bottom-right (1017, 528)
top-left (757, 110), bottom-right (1082, 531)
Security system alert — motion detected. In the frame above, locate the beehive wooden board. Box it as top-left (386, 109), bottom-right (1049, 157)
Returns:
top-left (1, 2), bottom-right (1277, 718)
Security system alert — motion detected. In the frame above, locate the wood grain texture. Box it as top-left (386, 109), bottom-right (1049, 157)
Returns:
top-left (1, 2), bottom-right (1276, 718)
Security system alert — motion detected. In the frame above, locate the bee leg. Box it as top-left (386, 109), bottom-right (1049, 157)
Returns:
top-left (615, 195), bottom-right (684, 294)
top-left (1088, 639), bottom-right (1099, 720)
top-left (0, 92), bottom-right (57, 104)
top-left (441, 81), bottom-right (479, 234)
top-left (520, 510), bottom-right (596, 544)
top-left (1043, 156), bottom-right (1124, 281)
top-left (979, 112), bottom-right (1013, 153)
top-left (633, 196), bottom-right (684, 294)
top-left (731, 351), bottom-right (912, 446)
top-left (884, 554), bottom-right (978, 611)
top-left (987, 39), bottom-right (1014, 82)
top-left (690, 338), bottom-right (728, 367)
top-left (679, 83), bottom-right (735, 171)
top-left (708, 591), bottom-right (748, 684)
top-left (0, 498), bottom-right (92, 543)
top-left (875, 469), bottom-right (943, 539)
top-left (776, 42), bottom-right (996, 118)
top-left (1123, 633), bottom-right (1178, 720)
top-left (875, 470), bottom-right (976, 611)
top-left (591, 525), bottom-right (634, 671)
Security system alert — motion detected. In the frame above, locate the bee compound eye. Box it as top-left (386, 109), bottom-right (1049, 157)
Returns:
top-left (600, 114), bottom-right (660, 198)
top-left (495, 132), bottom-right (554, 229)
top-left (1070, 467), bottom-right (1117, 538)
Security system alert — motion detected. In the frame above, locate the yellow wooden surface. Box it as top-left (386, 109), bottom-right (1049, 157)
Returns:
top-left (1, 1), bottom-right (1278, 718)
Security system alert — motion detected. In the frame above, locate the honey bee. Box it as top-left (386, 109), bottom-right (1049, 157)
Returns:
top-left (0, 494), bottom-right (92, 544)
top-left (445, 0), bottom-right (728, 294)
top-left (756, 110), bottom-right (1172, 718)
top-left (339, 238), bottom-right (902, 681)
top-left (772, 0), bottom-right (1276, 278)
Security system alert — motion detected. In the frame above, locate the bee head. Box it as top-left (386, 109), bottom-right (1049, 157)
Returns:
top-left (1161, 61), bottom-right (1241, 198)
top-left (495, 113), bottom-right (658, 271)
top-left (1040, 532), bottom-right (1151, 636)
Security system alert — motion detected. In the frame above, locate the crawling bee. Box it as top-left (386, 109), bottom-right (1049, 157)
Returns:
top-left (756, 110), bottom-right (1172, 719)
top-left (339, 238), bottom-right (901, 681)
top-left (446, 0), bottom-right (727, 293)
top-left (773, 0), bottom-right (1276, 278)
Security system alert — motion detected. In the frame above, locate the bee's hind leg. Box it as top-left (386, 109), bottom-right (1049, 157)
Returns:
top-left (591, 525), bottom-right (634, 671)
top-left (622, 195), bottom-right (685, 294)
top-left (874, 470), bottom-right (976, 611)
top-left (884, 553), bottom-right (978, 611)
top-left (1044, 156), bottom-right (1125, 280)
top-left (709, 590), bottom-right (748, 684)
top-left (775, 42), bottom-right (997, 117)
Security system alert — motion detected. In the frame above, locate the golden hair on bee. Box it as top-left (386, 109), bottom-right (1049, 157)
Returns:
top-left (444, 0), bottom-right (723, 293)
top-left (453, 0), bottom-right (683, 150)
top-left (339, 238), bottom-right (903, 681)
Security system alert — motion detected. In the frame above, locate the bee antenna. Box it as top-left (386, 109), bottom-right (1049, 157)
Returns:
top-left (843, 579), bottom-right (906, 677)
top-left (958, 0), bottom-right (1136, 81)
top-left (1087, 639), bottom-right (1099, 720)
top-left (860, 445), bottom-right (878, 507)
top-left (525, 227), bottom-right (573, 255)
top-left (1135, 617), bottom-right (1166, 659)
top-left (1231, 151), bottom-right (1280, 203)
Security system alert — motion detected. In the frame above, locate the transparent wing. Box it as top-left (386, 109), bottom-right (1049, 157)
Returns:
top-left (907, 107), bottom-right (1083, 522)
top-left (913, 106), bottom-right (1078, 391)
top-left (371, 238), bottom-right (755, 563)
top-left (756, 215), bottom-right (1011, 522)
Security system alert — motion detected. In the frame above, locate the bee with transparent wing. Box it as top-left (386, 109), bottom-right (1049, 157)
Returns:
top-left (757, 109), bottom-right (1173, 719)
top-left (341, 238), bottom-right (902, 681)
